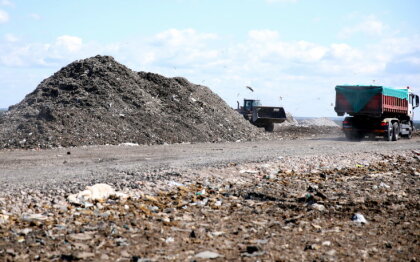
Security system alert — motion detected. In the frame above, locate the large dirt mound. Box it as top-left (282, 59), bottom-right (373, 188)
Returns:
top-left (0, 55), bottom-right (259, 149)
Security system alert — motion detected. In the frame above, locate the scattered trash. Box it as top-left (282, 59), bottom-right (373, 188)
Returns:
top-left (351, 213), bottom-right (368, 224)
top-left (168, 181), bottom-right (184, 187)
top-left (379, 182), bottom-right (390, 189)
top-left (195, 189), bottom-right (206, 196)
top-left (119, 143), bottom-right (139, 147)
top-left (67, 184), bottom-right (128, 206)
top-left (239, 170), bottom-right (259, 174)
top-left (165, 237), bottom-right (174, 243)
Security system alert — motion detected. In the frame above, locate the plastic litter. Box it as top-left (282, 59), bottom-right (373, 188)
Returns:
top-left (351, 213), bottom-right (368, 224)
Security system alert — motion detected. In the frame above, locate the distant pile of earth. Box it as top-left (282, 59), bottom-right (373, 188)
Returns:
top-left (0, 55), bottom-right (260, 149)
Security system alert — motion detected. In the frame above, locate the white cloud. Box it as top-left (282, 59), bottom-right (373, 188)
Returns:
top-left (244, 30), bottom-right (328, 63)
top-left (339, 16), bottom-right (385, 38)
top-left (53, 35), bottom-right (83, 53)
top-left (4, 33), bottom-right (18, 42)
top-left (248, 29), bottom-right (279, 41)
top-left (0, 9), bottom-right (9, 23)
top-left (29, 13), bottom-right (41, 20)
top-left (1, 0), bottom-right (13, 7)
top-left (153, 28), bottom-right (217, 47)
top-left (330, 43), bottom-right (362, 62)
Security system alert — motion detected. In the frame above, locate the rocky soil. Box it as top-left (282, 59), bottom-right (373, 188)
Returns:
top-left (0, 146), bottom-right (419, 261)
top-left (0, 56), bottom-right (259, 149)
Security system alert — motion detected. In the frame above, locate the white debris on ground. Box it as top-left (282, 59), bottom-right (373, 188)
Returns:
top-left (67, 183), bottom-right (129, 206)
top-left (298, 117), bottom-right (339, 127)
top-left (118, 143), bottom-right (140, 147)
top-left (277, 113), bottom-right (339, 128)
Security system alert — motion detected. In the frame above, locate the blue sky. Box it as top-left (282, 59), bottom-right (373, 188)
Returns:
top-left (0, 0), bottom-right (419, 118)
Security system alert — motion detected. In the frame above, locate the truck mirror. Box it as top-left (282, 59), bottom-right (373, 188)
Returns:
top-left (416, 96), bottom-right (420, 108)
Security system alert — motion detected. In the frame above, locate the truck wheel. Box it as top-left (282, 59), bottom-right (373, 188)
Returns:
top-left (407, 129), bottom-right (412, 139)
top-left (391, 122), bottom-right (399, 141)
top-left (345, 131), bottom-right (362, 141)
top-left (265, 123), bottom-right (275, 132)
top-left (344, 132), bottom-right (353, 140)
top-left (406, 122), bottom-right (413, 139)
top-left (384, 125), bottom-right (393, 141)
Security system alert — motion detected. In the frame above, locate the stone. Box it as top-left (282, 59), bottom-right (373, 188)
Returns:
top-left (21, 213), bottom-right (49, 223)
top-left (311, 203), bottom-right (326, 211)
top-left (195, 251), bottom-right (222, 259)
top-left (68, 232), bottom-right (95, 241)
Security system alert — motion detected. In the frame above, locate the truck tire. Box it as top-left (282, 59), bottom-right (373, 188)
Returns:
top-left (345, 131), bottom-right (362, 141)
top-left (391, 122), bottom-right (399, 141)
top-left (265, 123), bottom-right (275, 132)
top-left (402, 122), bottom-right (413, 139)
top-left (344, 132), bottom-right (353, 140)
top-left (384, 125), bottom-right (393, 141)
top-left (407, 129), bottom-right (412, 139)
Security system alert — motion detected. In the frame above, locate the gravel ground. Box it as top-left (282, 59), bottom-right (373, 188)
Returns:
top-left (0, 133), bottom-right (419, 261)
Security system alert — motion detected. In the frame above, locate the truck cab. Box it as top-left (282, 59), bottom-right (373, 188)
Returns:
top-left (243, 99), bottom-right (262, 112)
top-left (408, 91), bottom-right (420, 120)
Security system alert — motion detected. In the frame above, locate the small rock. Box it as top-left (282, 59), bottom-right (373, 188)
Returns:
top-left (311, 203), bottom-right (326, 211)
top-left (246, 246), bottom-right (260, 254)
top-left (211, 231), bottom-right (224, 237)
top-left (168, 181), bottom-right (184, 187)
top-left (195, 251), bottom-right (222, 259)
top-left (121, 250), bottom-right (131, 257)
top-left (379, 182), bottom-right (390, 189)
top-left (68, 232), bottom-right (95, 241)
top-left (22, 213), bottom-right (48, 223)
top-left (239, 170), bottom-right (258, 174)
top-left (214, 200), bottom-right (222, 207)
top-left (75, 252), bottom-right (95, 259)
top-left (327, 249), bottom-right (337, 256)
top-left (0, 214), bottom-right (9, 224)
top-left (18, 228), bottom-right (33, 235)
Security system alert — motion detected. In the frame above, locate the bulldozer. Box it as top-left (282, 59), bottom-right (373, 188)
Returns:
top-left (237, 99), bottom-right (286, 131)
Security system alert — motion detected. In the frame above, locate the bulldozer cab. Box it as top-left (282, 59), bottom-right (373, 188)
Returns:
top-left (243, 99), bottom-right (261, 111)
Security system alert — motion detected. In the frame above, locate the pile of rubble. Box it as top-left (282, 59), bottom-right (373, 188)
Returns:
top-left (298, 118), bottom-right (339, 127)
top-left (0, 56), bottom-right (259, 149)
top-left (273, 114), bottom-right (340, 138)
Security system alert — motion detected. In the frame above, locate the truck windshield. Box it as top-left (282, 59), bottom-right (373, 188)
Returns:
top-left (244, 100), bottom-right (261, 110)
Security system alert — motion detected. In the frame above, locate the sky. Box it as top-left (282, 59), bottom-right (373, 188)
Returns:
top-left (0, 0), bottom-right (419, 119)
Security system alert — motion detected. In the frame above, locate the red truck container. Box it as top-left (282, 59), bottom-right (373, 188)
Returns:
top-left (334, 85), bottom-right (419, 141)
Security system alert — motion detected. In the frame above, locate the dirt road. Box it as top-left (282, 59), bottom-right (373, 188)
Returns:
top-left (1, 135), bottom-right (419, 192)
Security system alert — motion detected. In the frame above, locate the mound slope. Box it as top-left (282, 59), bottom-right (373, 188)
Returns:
top-left (0, 55), bottom-right (259, 149)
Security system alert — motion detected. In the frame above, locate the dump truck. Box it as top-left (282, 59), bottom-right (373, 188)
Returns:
top-left (334, 85), bottom-right (419, 141)
top-left (237, 99), bottom-right (286, 131)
